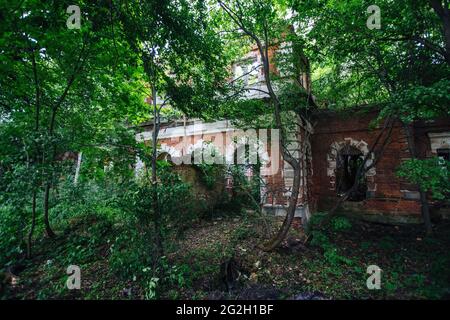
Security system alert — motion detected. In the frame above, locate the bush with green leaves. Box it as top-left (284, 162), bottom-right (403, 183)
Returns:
top-left (330, 216), bottom-right (352, 232)
top-left (397, 157), bottom-right (450, 200)
top-left (304, 212), bottom-right (327, 234)
top-left (310, 230), bottom-right (353, 266)
top-left (217, 164), bottom-right (262, 213)
top-left (109, 167), bottom-right (200, 292)
top-left (0, 163), bottom-right (38, 266)
top-left (0, 205), bottom-right (28, 267)
top-left (194, 163), bottom-right (226, 190)
top-left (49, 177), bottom-right (124, 227)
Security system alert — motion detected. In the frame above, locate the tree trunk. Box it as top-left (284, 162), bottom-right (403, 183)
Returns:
top-left (40, 48), bottom-right (84, 240)
top-left (259, 39), bottom-right (304, 251)
top-left (263, 163), bottom-right (301, 251)
top-left (43, 182), bottom-right (56, 238)
top-left (402, 122), bottom-right (433, 235)
top-left (74, 152), bottom-right (82, 185)
top-left (28, 46), bottom-right (42, 255)
top-left (217, 1), bottom-right (307, 250)
top-left (151, 85), bottom-right (163, 258)
top-left (419, 186), bottom-right (433, 235)
top-left (42, 105), bottom-right (57, 239)
top-left (26, 191), bottom-right (37, 259)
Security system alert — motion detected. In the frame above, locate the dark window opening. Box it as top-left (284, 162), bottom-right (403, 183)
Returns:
top-left (157, 152), bottom-right (172, 162)
top-left (336, 146), bottom-right (367, 201)
top-left (437, 148), bottom-right (450, 162)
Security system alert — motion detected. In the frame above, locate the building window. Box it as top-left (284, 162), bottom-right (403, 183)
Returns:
top-left (428, 132), bottom-right (450, 156)
top-left (335, 145), bottom-right (367, 201)
top-left (233, 57), bottom-right (260, 86)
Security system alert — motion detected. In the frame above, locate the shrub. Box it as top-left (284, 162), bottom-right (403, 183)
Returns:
top-left (0, 205), bottom-right (27, 267)
top-left (305, 212), bottom-right (328, 234)
top-left (110, 168), bottom-right (200, 294)
top-left (310, 230), bottom-right (331, 250)
top-left (330, 216), bottom-right (352, 232)
top-left (397, 157), bottom-right (450, 200)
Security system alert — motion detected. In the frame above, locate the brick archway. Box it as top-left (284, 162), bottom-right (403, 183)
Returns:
top-left (327, 138), bottom-right (377, 193)
top-left (159, 143), bottom-right (182, 158)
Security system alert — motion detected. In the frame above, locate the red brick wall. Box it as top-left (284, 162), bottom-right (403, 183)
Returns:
top-left (140, 114), bottom-right (449, 223)
top-left (310, 110), bottom-right (422, 221)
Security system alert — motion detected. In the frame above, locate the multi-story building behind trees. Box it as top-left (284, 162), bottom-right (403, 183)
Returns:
top-left (136, 42), bottom-right (450, 225)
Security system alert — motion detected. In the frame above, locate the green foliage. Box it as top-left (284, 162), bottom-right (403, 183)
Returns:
top-left (397, 157), bottom-right (450, 200)
top-left (1, 0), bottom-right (449, 301)
top-left (194, 163), bottom-right (226, 190)
top-left (144, 277), bottom-right (159, 300)
top-left (305, 212), bottom-right (327, 234)
top-left (231, 223), bottom-right (257, 242)
top-left (158, 257), bottom-right (192, 290)
top-left (0, 0), bottom-right (229, 300)
top-left (309, 215), bottom-right (355, 268)
top-left (226, 165), bottom-right (262, 211)
top-left (330, 216), bottom-right (352, 232)
top-left (108, 168), bottom-right (200, 290)
top-left (0, 206), bottom-right (27, 267)
top-left (293, 0), bottom-right (449, 110)
top-left (117, 0), bottom-right (229, 118)
top-left (323, 247), bottom-right (354, 267)
top-left (310, 230), bottom-right (331, 249)
top-left (157, 170), bottom-right (202, 229)
top-left (108, 225), bottom-right (154, 281)
top-left (310, 230), bottom-right (354, 266)
top-left (381, 79), bottom-right (450, 123)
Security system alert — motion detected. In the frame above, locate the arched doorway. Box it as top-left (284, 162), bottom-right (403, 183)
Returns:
top-left (335, 145), bottom-right (367, 201)
top-left (327, 138), bottom-right (376, 201)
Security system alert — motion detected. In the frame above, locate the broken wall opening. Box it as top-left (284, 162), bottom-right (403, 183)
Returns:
top-left (335, 145), bottom-right (367, 201)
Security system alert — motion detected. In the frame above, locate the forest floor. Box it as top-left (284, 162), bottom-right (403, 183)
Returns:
top-left (3, 211), bottom-right (450, 300)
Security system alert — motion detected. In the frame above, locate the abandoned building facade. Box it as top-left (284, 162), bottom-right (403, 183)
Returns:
top-left (136, 112), bottom-right (450, 225)
top-left (136, 45), bottom-right (450, 225)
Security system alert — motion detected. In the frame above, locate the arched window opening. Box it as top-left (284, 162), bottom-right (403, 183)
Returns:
top-left (336, 145), bottom-right (367, 201)
top-left (157, 152), bottom-right (172, 162)
top-left (437, 148), bottom-right (450, 162)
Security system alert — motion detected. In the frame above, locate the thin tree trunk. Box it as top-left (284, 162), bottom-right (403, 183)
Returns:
top-left (402, 122), bottom-right (433, 235)
top-left (263, 164), bottom-right (301, 251)
top-left (41, 44), bottom-right (86, 239)
top-left (27, 46), bottom-right (41, 255)
top-left (259, 33), bottom-right (304, 251)
top-left (26, 191), bottom-right (37, 259)
top-left (43, 182), bottom-right (56, 238)
top-left (74, 152), bottom-right (82, 185)
top-left (218, 1), bottom-right (309, 250)
top-left (42, 154), bottom-right (56, 239)
top-left (42, 104), bottom-right (58, 238)
top-left (151, 85), bottom-right (163, 258)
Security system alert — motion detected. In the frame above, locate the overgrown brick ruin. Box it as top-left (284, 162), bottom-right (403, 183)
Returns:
top-left (136, 110), bottom-right (450, 225)
top-left (311, 109), bottom-right (450, 223)
top-left (136, 43), bottom-right (450, 226)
